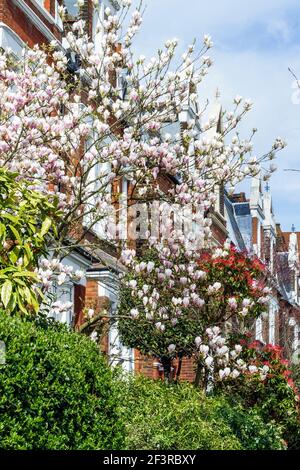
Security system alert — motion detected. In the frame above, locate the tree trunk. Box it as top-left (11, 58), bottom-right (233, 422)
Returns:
top-left (194, 362), bottom-right (202, 388)
top-left (175, 354), bottom-right (183, 383)
top-left (161, 356), bottom-right (172, 384)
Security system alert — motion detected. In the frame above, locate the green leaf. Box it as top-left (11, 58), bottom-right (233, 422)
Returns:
top-left (1, 213), bottom-right (19, 224)
top-left (1, 280), bottom-right (13, 308)
top-left (6, 292), bottom-right (17, 312)
top-left (12, 271), bottom-right (37, 279)
top-left (40, 217), bottom-right (52, 237)
top-left (0, 223), bottom-right (6, 238)
top-left (8, 225), bottom-right (22, 243)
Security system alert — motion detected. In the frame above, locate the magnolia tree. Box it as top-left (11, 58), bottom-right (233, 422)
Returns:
top-left (118, 238), bottom-right (271, 383)
top-left (0, 0), bottom-right (285, 307)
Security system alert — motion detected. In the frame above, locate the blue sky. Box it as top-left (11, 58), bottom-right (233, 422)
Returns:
top-left (132, 0), bottom-right (300, 231)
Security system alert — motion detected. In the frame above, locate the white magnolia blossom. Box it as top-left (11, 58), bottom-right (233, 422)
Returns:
top-left (90, 330), bottom-right (98, 342)
top-left (87, 308), bottom-right (95, 319)
top-left (195, 327), bottom-right (269, 386)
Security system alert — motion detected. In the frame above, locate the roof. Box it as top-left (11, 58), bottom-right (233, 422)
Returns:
top-left (87, 247), bottom-right (126, 274)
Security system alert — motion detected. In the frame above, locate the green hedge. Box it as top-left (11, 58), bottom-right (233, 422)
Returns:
top-left (0, 309), bottom-right (287, 450)
top-left (212, 399), bottom-right (285, 450)
top-left (0, 312), bottom-right (123, 450)
top-left (115, 375), bottom-right (285, 450)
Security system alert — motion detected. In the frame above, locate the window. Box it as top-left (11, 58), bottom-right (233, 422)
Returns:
top-left (96, 270), bottom-right (134, 372)
top-left (0, 24), bottom-right (24, 58)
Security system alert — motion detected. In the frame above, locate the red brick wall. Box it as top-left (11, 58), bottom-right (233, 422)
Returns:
top-left (252, 217), bottom-right (258, 245)
top-left (74, 283), bottom-right (86, 326)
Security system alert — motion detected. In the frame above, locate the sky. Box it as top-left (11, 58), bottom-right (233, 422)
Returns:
top-left (131, 0), bottom-right (300, 231)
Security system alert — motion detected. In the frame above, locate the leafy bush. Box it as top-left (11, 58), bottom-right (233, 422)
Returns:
top-left (116, 375), bottom-right (242, 450)
top-left (0, 312), bottom-right (123, 449)
top-left (116, 374), bottom-right (284, 450)
top-left (0, 169), bottom-right (60, 315)
top-left (220, 340), bottom-right (300, 449)
top-left (213, 399), bottom-right (285, 450)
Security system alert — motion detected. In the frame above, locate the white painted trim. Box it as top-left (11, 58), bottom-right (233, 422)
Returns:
top-left (86, 269), bottom-right (119, 297)
top-left (269, 308), bottom-right (275, 345)
top-left (255, 317), bottom-right (263, 342)
top-left (12, 0), bottom-right (63, 44)
top-left (31, 1), bottom-right (55, 24)
top-left (64, 250), bottom-right (91, 270)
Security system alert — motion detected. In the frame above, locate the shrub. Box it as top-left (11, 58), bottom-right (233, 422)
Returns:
top-left (116, 375), bottom-right (285, 450)
top-left (219, 339), bottom-right (300, 449)
top-left (213, 399), bottom-right (285, 450)
top-left (0, 312), bottom-right (123, 449)
top-left (116, 374), bottom-right (243, 450)
top-left (118, 242), bottom-right (269, 382)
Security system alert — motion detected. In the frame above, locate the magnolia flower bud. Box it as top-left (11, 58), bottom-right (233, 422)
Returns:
top-left (147, 261), bottom-right (155, 273)
top-left (231, 369), bottom-right (240, 379)
top-left (57, 272), bottom-right (67, 286)
top-left (234, 344), bottom-right (242, 354)
top-left (128, 279), bottom-right (137, 289)
top-left (130, 309), bottom-right (139, 319)
top-left (199, 344), bottom-right (209, 355)
top-left (87, 309), bottom-right (94, 319)
top-left (90, 331), bottom-right (98, 342)
top-left (205, 356), bottom-right (213, 368)
top-left (228, 297), bottom-right (237, 309)
top-left (168, 344), bottom-right (176, 353)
